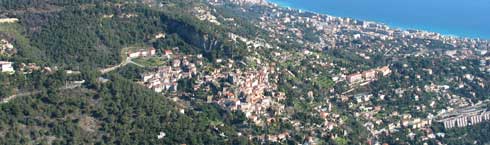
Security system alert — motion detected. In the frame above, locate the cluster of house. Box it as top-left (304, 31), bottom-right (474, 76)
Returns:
top-left (0, 61), bottom-right (14, 74)
top-left (314, 103), bottom-right (340, 132)
top-left (215, 65), bottom-right (287, 125)
top-left (209, 0), bottom-right (267, 5)
top-left (252, 132), bottom-right (290, 143)
top-left (343, 88), bottom-right (440, 140)
top-left (193, 6), bottom-right (221, 25)
top-left (401, 117), bottom-right (433, 129)
top-left (232, 66), bottom-right (273, 104)
top-left (346, 66), bottom-right (391, 84)
top-left (136, 53), bottom-right (291, 125)
top-left (196, 1), bottom-right (490, 143)
top-left (127, 47), bottom-right (156, 58)
top-left (430, 47), bottom-right (490, 76)
top-left (255, 1), bottom-right (490, 59)
top-left (171, 57), bottom-right (289, 125)
top-left (141, 55), bottom-right (198, 93)
top-left (0, 61), bottom-right (58, 75)
top-left (0, 39), bottom-right (17, 74)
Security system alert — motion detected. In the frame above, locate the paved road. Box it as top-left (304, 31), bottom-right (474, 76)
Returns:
top-left (129, 60), bottom-right (144, 67)
top-left (99, 58), bottom-right (131, 74)
top-left (99, 58), bottom-right (144, 74)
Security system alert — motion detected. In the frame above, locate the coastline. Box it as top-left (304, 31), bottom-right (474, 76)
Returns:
top-left (266, 0), bottom-right (489, 40)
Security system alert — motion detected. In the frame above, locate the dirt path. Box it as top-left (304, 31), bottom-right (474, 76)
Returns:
top-left (1, 91), bottom-right (41, 104)
top-left (1, 82), bottom-right (84, 104)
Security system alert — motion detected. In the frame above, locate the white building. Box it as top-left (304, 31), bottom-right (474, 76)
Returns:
top-left (346, 73), bottom-right (363, 83)
top-left (0, 18), bottom-right (19, 23)
top-left (127, 47), bottom-right (156, 58)
top-left (0, 61), bottom-right (14, 73)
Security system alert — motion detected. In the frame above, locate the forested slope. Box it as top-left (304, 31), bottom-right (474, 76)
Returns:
top-left (2, 0), bottom-right (244, 68)
top-left (0, 73), bottom-right (250, 144)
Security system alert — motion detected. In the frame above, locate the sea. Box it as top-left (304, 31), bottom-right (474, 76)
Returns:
top-left (267, 0), bottom-right (490, 39)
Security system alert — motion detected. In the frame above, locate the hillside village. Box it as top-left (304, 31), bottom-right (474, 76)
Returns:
top-left (0, 0), bottom-right (490, 144)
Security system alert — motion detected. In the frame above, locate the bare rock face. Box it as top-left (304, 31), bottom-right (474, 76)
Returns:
top-left (79, 116), bottom-right (99, 132)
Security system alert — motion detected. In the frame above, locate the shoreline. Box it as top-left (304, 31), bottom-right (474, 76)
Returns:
top-left (266, 0), bottom-right (489, 40)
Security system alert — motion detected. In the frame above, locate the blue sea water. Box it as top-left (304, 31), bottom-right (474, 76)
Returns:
top-left (267, 0), bottom-right (490, 39)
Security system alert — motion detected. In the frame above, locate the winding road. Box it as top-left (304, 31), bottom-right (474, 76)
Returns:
top-left (99, 57), bottom-right (144, 74)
